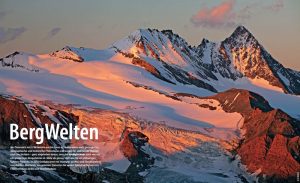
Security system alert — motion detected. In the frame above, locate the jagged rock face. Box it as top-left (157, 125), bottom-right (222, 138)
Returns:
top-left (0, 96), bottom-right (48, 146)
top-left (120, 130), bottom-right (149, 160)
top-left (112, 29), bottom-right (218, 92)
top-left (0, 96), bottom-right (82, 147)
top-left (50, 46), bottom-right (84, 62)
top-left (262, 52), bottom-right (300, 95)
top-left (209, 89), bottom-right (300, 181)
top-left (120, 130), bottom-right (154, 175)
top-left (221, 26), bottom-right (286, 90)
top-left (196, 26), bottom-right (300, 94)
top-left (110, 26), bottom-right (300, 95)
top-left (0, 52), bottom-right (39, 72)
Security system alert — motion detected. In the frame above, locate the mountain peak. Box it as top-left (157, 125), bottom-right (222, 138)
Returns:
top-left (198, 38), bottom-right (214, 47)
top-left (128, 28), bottom-right (161, 41)
top-left (111, 28), bottom-right (152, 52)
top-left (195, 38), bottom-right (214, 53)
top-left (233, 25), bottom-right (251, 35)
top-left (50, 46), bottom-right (84, 62)
top-left (111, 28), bottom-right (192, 60)
top-left (61, 45), bottom-right (72, 51)
top-left (224, 25), bottom-right (258, 47)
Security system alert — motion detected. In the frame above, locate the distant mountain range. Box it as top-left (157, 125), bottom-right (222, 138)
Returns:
top-left (43, 26), bottom-right (300, 95)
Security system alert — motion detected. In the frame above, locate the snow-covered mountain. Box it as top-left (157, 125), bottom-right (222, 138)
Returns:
top-left (0, 26), bottom-right (300, 182)
top-left (214, 26), bottom-right (300, 94)
top-left (109, 26), bottom-right (300, 95)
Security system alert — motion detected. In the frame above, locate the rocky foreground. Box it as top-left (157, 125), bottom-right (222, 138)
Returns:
top-left (0, 88), bottom-right (299, 182)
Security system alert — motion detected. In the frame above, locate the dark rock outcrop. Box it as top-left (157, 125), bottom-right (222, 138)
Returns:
top-left (210, 89), bottom-right (300, 182)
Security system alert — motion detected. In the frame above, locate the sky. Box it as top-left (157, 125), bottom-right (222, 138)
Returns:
top-left (0, 0), bottom-right (299, 70)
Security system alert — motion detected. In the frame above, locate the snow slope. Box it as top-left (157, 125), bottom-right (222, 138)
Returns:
top-left (0, 51), bottom-right (242, 142)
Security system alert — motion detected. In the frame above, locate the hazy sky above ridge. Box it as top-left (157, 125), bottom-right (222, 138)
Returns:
top-left (0, 0), bottom-right (299, 70)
